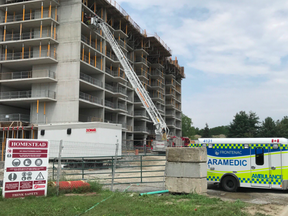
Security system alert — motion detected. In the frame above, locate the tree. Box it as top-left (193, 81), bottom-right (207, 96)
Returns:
top-left (228, 111), bottom-right (260, 138)
top-left (258, 117), bottom-right (277, 137)
top-left (202, 123), bottom-right (211, 138)
top-left (182, 113), bottom-right (195, 138)
top-left (276, 116), bottom-right (288, 138)
top-left (210, 126), bottom-right (229, 136)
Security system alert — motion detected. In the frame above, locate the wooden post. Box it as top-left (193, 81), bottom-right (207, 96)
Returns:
top-left (82, 45), bottom-right (84, 61)
top-left (23, 5), bottom-right (25, 21)
top-left (3, 26), bottom-right (6, 42)
top-left (49, 1), bottom-right (52, 17)
top-left (41, 2), bottom-right (43, 18)
top-left (38, 42), bottom-right (42, 57)
top-left (55, 6), bottom-right (57, 21)
top-left (22, 43), bottom-right (24, 59)
top-left (5, 7), bottom-right (7, 23)
top-left (47, 42), bottom-right (50, 57)
top-left (101, 57), bottom-right (102, 70)
top-left (54, 24), bottom-right (56, 39)
top-left (19, 23), bottom-right (22, 39)
top-left (88, 49), bottom-right (90, 64)
top-left (5, 45), bottom-right (7, 60)
top-left (40, 21), bottom-right (42, 38)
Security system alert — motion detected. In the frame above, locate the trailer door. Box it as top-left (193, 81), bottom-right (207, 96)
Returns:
top-left (250, 147), bottom-right (270, 188)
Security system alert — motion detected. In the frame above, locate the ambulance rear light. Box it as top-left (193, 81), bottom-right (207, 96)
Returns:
top-left (208, 143), bottom-right (213, 148)
top-left (273, 144), bottom-right (279, 149)
top-left (243, 144), bottom-right (249, 149)
top-left (202, 144), bottom-right (207, 148)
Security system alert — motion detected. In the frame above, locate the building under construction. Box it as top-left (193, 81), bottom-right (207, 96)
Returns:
top-left (0, 0), bottom-right (185, 160)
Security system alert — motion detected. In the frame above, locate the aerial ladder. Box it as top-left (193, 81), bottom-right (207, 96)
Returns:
top-left (89, 16), bottom-right (169, 150)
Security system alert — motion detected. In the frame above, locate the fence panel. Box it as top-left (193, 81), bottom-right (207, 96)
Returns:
top-left (49, 155), bottom-right (166, 185)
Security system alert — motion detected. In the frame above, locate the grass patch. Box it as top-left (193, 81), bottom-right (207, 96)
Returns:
top-left (0, 187), bottom-right (253, 216)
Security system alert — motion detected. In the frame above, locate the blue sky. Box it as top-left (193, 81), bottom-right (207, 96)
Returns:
top-left (117, 0), bottom-right (288, 128)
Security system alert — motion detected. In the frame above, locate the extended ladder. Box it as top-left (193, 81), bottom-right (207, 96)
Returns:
top-left (90, 17), bottom-right (168, 137)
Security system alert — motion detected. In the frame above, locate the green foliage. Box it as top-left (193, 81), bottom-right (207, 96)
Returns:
top-left (202, 123), bottom-right (211, 138)
top-left (275, 116), bottom-right (288, 138)
top-left (210, 126), bottom-right (229, 136)
top-left (228, 111), bottom-right (260, 138)
top-left (258, 117), bottom-right (277, 137)
top-left (182, 113), bottom-right (195, 138)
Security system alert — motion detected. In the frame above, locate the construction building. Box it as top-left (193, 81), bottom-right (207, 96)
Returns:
top-left (0, 0), bottom-right (185, 159)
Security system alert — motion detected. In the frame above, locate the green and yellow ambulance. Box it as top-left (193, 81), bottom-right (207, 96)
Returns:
top-left (193, 138), bottom-right (288, 192)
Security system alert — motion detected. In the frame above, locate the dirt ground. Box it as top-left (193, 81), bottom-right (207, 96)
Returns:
top-left (207, 183), bottom-right (288, 216)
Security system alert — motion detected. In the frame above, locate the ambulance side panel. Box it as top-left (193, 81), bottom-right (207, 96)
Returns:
top-left (207, 145), bottom-right (251, 188)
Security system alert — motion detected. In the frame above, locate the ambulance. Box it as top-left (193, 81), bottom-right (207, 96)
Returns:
top-left (192, 138), bottom-right (288, 192)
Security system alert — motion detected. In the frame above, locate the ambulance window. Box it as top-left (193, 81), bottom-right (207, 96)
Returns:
top-left (255, 147), bottom-right (264, 165)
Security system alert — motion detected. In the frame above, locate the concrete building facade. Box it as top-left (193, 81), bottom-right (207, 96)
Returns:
top-left (0, 0), bottom-right (185, 151)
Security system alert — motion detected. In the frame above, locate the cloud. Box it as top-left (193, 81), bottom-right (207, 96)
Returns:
top-left (116, 0), bottom-right (288, 128)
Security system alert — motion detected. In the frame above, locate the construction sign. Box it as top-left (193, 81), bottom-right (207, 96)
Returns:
top-left (2, 139), bottom-right (49, 199)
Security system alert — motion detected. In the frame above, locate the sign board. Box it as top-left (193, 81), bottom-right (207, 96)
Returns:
top-left (2, 139), bottom-right (49, 198)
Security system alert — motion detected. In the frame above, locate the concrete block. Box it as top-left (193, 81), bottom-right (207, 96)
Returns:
top-left (165, 162), bottom-right (207, 178)
top-left (165, 177), bottom-right (207, 194)
top-left (166, 148), bottom-right (207, 163)
top-left (0, 162), bottom-right (4, 169)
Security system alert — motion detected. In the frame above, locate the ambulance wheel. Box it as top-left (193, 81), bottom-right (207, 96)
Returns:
top-left (221, 176), bottom-right (238, 192)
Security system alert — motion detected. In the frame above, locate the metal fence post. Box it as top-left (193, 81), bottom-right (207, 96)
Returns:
top-left (56, 140), bottom-right (63, 196)
top-left (111, 140), bottom-right (119, 191)
top-left (52, 158), bottom-right (55, 181)
top-left (82, 157), bottom-right (85, 180)
top-left (141, 155), bottom-right (143, 183)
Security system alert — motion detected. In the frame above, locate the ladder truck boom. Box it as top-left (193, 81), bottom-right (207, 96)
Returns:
top-left (89, 17), bottom-right (169, 140)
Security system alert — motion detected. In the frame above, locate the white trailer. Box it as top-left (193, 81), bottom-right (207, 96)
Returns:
top-left (37, 122), bottom-right (122, 158)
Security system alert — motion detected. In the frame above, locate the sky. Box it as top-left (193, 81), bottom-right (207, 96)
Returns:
top-left (116, 0), bottom-right (288, 128)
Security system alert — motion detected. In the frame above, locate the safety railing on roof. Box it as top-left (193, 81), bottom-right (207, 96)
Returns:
top-left (104, 0), bottom-right (172, 54)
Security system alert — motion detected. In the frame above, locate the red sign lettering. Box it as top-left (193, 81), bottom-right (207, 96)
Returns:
top-left (86, 128), bottom-right (96, 133)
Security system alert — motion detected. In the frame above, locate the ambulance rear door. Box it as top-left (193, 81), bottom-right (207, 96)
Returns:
top-left (250, 146), bottom-right (270, 188)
